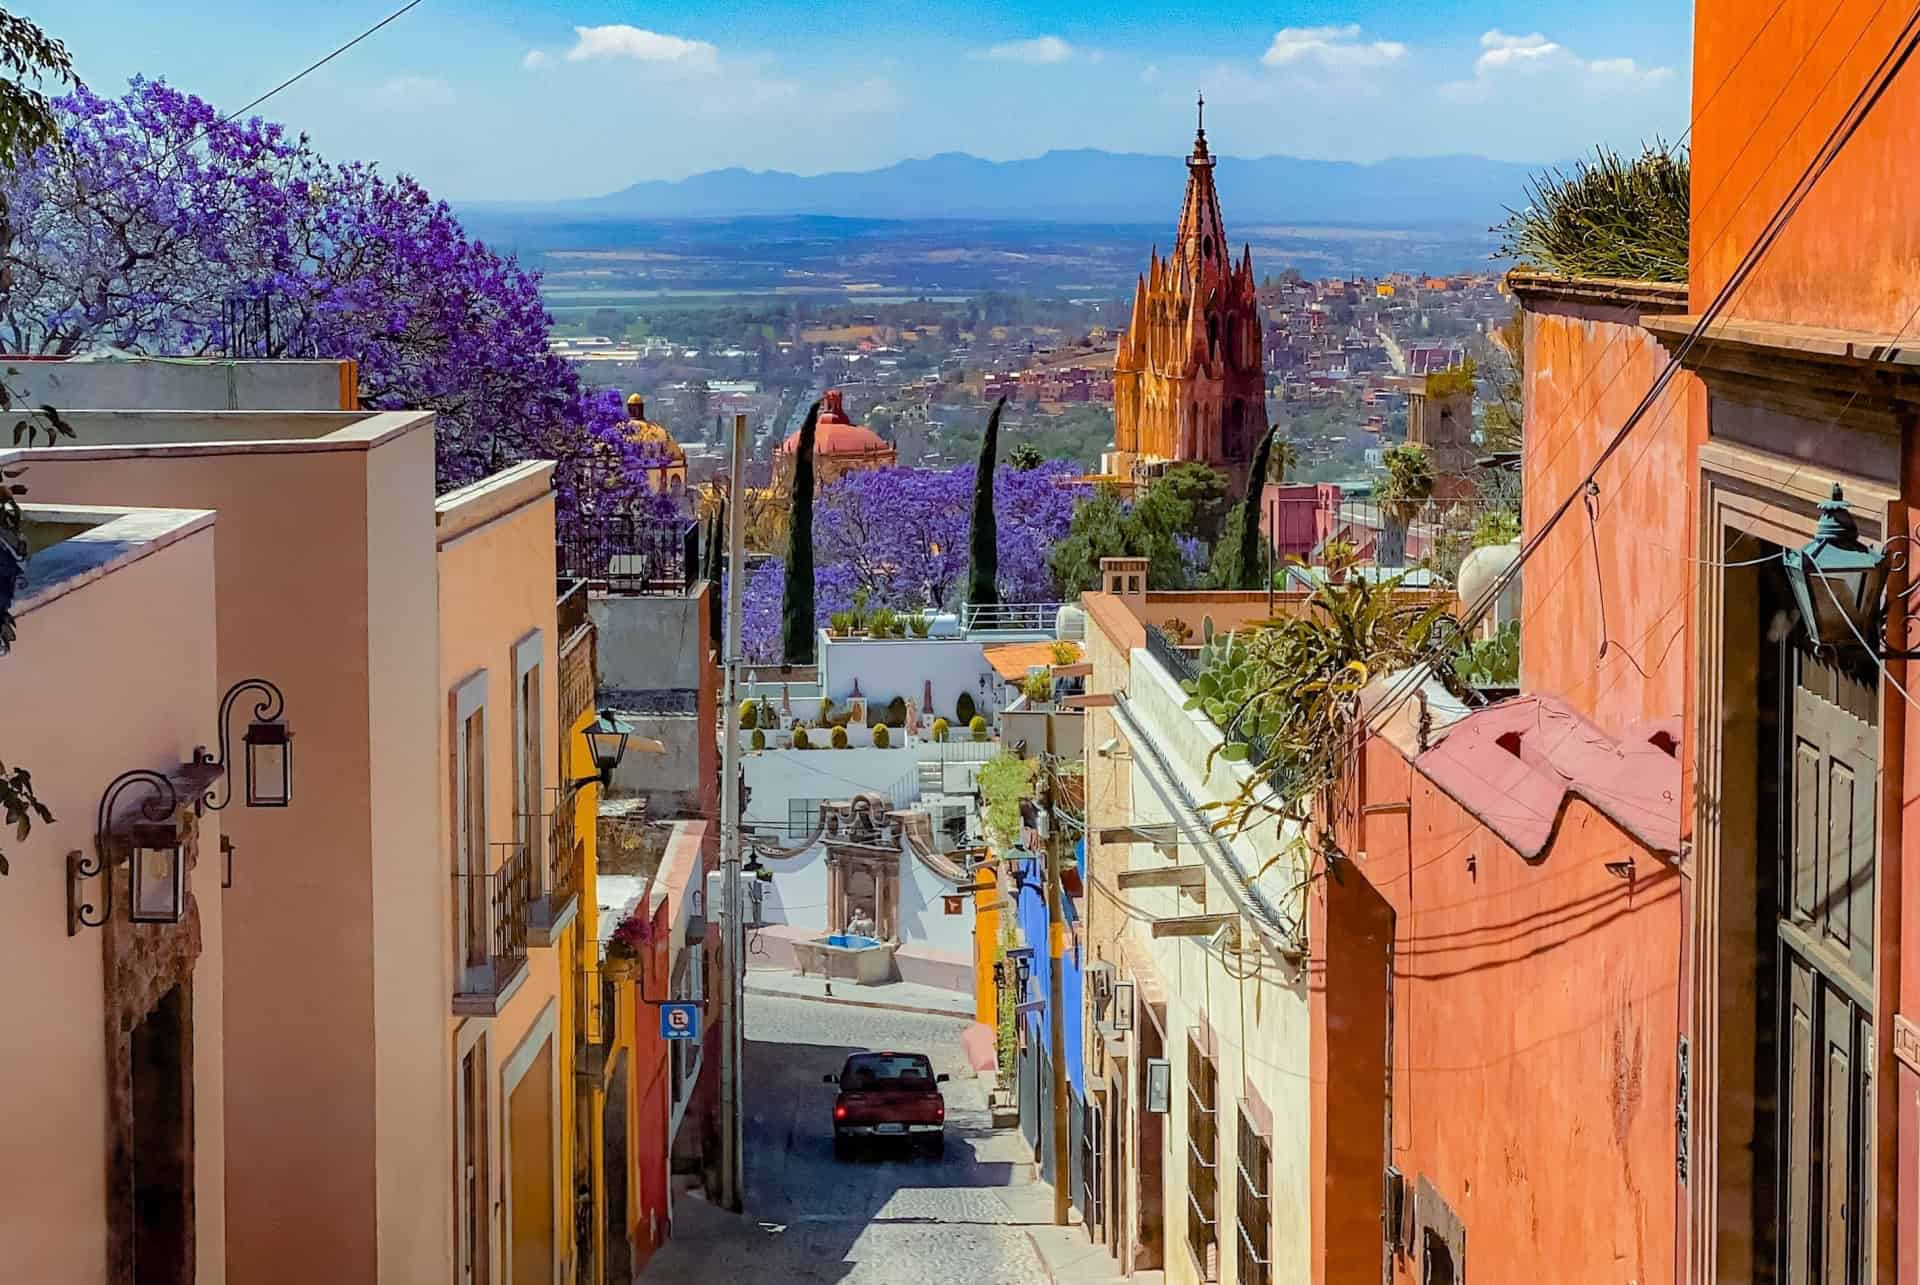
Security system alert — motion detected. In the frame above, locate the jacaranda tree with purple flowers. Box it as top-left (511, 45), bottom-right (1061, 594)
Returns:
top-left (0, 77), bottom-right (677, 532)
top-left (741, 458), bottom-right (1076, 662)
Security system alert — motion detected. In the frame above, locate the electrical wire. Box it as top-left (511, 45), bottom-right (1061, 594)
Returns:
top-left (1356, 2), bottom-right (1920, 764)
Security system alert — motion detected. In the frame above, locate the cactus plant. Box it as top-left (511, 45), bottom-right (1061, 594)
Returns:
top-left (793, 726), bottom-right (810, 750)
top-left (871, 723), bottom-right (890, 749)
top-left (932, 717), bottom-right (949, 742)
top-left (831, 725), bottom-right (850, 749)
top-left (969, 715), bottom-right (988, 741)
top-left (750, 728), bottom-right (766, 751)
top-left (739, 699), bottom-right (758, 730)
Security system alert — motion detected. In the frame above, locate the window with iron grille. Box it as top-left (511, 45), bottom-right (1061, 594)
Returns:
top-left (1236, 1109), bottom-right (1271, 1285)
top-left (1187, 1036), bottom-right (1219, 1280)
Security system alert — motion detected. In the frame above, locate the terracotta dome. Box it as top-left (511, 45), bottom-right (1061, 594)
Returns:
top-left (779, 389), bottom-right (888, 457)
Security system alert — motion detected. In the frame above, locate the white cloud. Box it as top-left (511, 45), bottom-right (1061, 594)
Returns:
top-left (373, 75), bottom-right (454, 107)
top-left (563, 24), bottom-right (719, 69)
top-left (521, 49), bottom-right (549, 71)
top-left (1262, 24), bottom-right (1406, 70)
top-left (1443, 29), bottom-right (1673, 99)
top-left (984, 36), bottom-right (1078, 65)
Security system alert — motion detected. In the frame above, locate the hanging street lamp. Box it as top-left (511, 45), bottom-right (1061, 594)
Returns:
top-left (1782, 485), bottom-right (1893, 655)
top-left (70, 768), bottom-right (196, 935)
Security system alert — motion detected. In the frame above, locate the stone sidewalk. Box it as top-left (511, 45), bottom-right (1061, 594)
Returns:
top-left (744, 965), bottom-right (977, 1019)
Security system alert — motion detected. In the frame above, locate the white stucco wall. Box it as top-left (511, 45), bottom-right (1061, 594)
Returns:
top-left (1113, 650), bottom-right (1311, 1285)
top-left (816, 635), bottom-right (997, 724)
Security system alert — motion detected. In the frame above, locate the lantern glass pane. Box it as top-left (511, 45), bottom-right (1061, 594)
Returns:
top-left (130, 844), bottom-right (185, 922)
top-left (247, 738), bottom-right (291, 807)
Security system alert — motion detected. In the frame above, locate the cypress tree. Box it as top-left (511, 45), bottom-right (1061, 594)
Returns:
top-left (704, 498), bottom-right (726, 646)
top-left (1236, 425), bottom-right (1277, 589)
top-left (781, 400), bottom-right (821, 664)
top-left (966, 396), bottom-right (1007, 608)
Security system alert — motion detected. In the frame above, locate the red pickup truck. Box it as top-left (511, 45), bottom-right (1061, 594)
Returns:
top-left (825, 1051), bottom-right (949, 1159)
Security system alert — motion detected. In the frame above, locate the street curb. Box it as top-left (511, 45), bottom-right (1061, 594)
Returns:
top-left (1019, 1227), bottom-right (1061, 1285)
top-left (743, 981), bottom-right (974, 1021)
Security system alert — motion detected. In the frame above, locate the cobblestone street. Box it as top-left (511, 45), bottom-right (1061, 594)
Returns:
top-left (638, 992), bottom-right (1054, 1284)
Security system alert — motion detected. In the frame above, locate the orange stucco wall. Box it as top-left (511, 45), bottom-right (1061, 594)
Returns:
top-left (0, 517), bottom-right (225, 1284)
top-left (437, 464), bottom-right (565, 1283)
top-left (1693, 0), bottom-right (1920, 336)
top-left (1329, 736), bottom-right (1683, 1285)
top-left (1519, 293), bottom-right (1695, 735)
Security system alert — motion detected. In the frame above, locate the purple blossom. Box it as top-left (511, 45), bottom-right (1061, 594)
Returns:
top-left (1, 78), bottom-right (670, 537)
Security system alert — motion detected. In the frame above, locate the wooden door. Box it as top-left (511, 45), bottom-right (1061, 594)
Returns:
top-left (1778, 646), bottom-right (1875, 1284)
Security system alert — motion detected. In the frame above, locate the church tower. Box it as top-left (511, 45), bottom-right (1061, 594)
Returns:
top-left (1110, 96), bottom-right (1268, 494)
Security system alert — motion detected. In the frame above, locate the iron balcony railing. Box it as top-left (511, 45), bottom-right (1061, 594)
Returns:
top-left (556, 516), bottom-right (697, 596)
top-left (557, 576), bottom-right (590, 642)
top-left (960, 602), bottom-right (1065, 633)
top-left (453, 842), bottom-right (532, 1011)
top-left (549, 793), bottom-right (582, 911)
top-left (1145, 623), bottom-right (1199, 685)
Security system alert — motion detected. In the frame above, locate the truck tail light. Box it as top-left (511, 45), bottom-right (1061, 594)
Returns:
top-left (834, 1104), bottom-right (847, 1121)
top-left (935, 1100), bottom-right (945, 1121)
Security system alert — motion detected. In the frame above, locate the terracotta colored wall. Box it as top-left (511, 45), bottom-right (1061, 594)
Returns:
top-left (21, 431), bottom-right (443, 1283)
top-left (630, 897), bottom-right (674, 1271)
top-left (1692, 0), bottom-right (1920, 335)
top-left (1519, 294), bottom-right (1693, 734)
top-left (0, 520), bottom-right (224, 1284)
top-left (1334, 738), bottom-right (1683, 1285)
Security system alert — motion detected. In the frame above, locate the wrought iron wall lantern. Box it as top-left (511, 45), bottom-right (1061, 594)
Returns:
top-left (70, 768), bottom-right (203, 935)
top-left (572, 711), bottom-right (632, 790)
top-left (193, 678), bottom-right (294, 810)
top-left (1783, 484), bottom-right (1920, 659)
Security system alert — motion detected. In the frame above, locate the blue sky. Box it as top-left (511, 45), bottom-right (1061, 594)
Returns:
top-left (23, 1), bottom-right (1693, 200)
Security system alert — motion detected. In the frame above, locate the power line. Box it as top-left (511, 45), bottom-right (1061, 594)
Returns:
top-left (1359, 1), bottom-right (1920, 761)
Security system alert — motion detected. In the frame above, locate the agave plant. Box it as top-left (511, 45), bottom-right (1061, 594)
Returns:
top-left (1495, 143), bottom-right (1690, 282)
top-left (1181, 570), bottom-right (1455, 832)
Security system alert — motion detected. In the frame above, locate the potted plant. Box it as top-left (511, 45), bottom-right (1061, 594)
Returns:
top-left (871, 723), bottom-right (890, 748)
top-left (969, 714), bottom-right (989, 742)
top-left (831, 725), bottom-right (850, 749)
top-left (931, 717), bottom-right (949, 743)
top-left (870, 607), bottom-right (899, 638)
top-left (793, 725), bottom-right (811, 750)
top-left (604, 911), bottom-right (648, 983)
top-left (1023, 671), bottom-right (1053, 705)
top-left (751, 728), bottom-right (767, 751)
top-left (828, 610), bottom-right (854, 638)
top-left (907, 611), bottom-right (932, 638)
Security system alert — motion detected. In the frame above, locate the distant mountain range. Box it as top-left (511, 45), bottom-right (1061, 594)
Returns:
top-left (531, 149), bottom-right (1544, 229)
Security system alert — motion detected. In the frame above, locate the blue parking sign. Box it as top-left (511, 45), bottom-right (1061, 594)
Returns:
top-left (660, 1002), bottom-right (700, 1041)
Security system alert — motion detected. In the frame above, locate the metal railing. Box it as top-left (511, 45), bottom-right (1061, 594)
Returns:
top-left (960, 602), bottom-right (1065, 633)
top-left (557, 576), bottom-right (590, 641)
top-left (923, 737), bottom-right (1000, 762)
top-left (453, 842), bottom-right (532, 1005)
top-left (556, 517), bottom-right (697, 595)
top-left (549, 793), bottom-right (582, 911)
top-left (1145, 623), bottom-right (1199, 685)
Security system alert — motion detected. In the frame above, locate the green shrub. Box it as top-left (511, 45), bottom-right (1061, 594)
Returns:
top-left (907, 612), bottom-right (932, 638)
top-left (738, 699), bottom-right (758, 730)
top-left (1023, 672), bottom-right (1053, 704)
top-left (931, 717), bottom-right (950, 742)
top-left (956, 690), bottom-right (977, 725)
top-left (871, 723), bottom-right (890, 748)
top-left (831, 725), bottom-right (850, 749)
top-left (870, 607), bottom-right (899, 638)
top-left (969, 715), bottom-right (988, 741)
top-left (1050, 641), bottom-right (1079, 666)
top-left (750, 728), bottom-right (766, 751)
top-left (793, 726), bottom-right (810, 750)
top-left (1495, 143), bottom-right (1690, 282)
top-left (828, 610), bottom-right (854, 635)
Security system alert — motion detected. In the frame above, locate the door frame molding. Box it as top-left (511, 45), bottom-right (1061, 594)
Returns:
top-left (1690, 441), bottom-right (1897, 1284)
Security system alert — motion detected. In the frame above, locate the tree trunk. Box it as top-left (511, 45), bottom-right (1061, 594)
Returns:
top-left (782, 401), bottom-right (821, 664)
top-left (967, 397), bottom-right (1006, 608)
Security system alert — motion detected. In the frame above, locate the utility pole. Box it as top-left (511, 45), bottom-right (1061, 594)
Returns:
top-left (1042, 714), bottom-right (1070, 1226)
top-left (717, 413), bottom-right (748, 1213)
